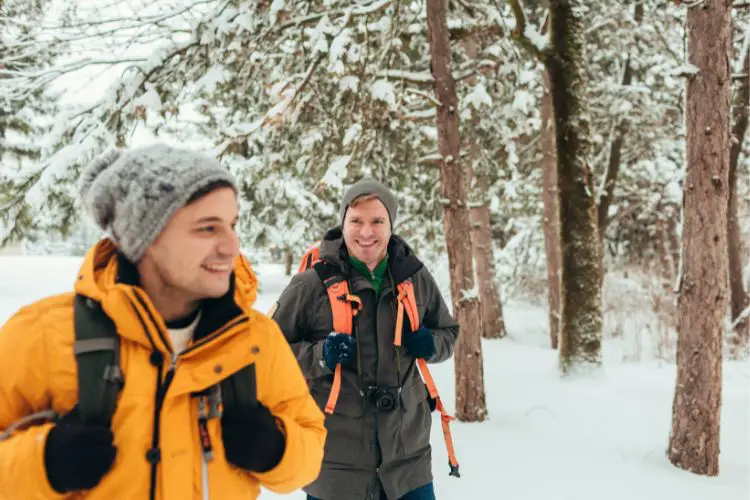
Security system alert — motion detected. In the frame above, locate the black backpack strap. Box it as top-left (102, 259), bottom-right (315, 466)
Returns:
top-left (220, 364), bottom-right (257, 411)
top-left (73, 295), bottom-right (123, 426)
top-left (313, 261), bottom-right (346, 288)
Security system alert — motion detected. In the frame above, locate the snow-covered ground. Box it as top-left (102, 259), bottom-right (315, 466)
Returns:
top-left (0, 255), bottom-right (747, 500)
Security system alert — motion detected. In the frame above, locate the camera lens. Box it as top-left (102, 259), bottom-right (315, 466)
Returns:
top-left (377, 392), bottom-right (396, 412)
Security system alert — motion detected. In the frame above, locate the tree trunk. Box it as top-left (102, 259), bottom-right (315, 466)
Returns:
top-left (426, 0), bottom-right (487, 422)
top-left (541, 70), bottom-right (561, 350)
top-left (470, 174), bottom-right (507, 339)
top-left (728, 35), bottom-right (750, 357)
top-left (284, 247), bottom-right (294, 276)
top-left (462, 35), bottom-right (506, 341)
top-left (596, 2), bottom-right (644, 242)
top-left (668, 0), bottom-right (730, 477)
top-left (546, 0), bottom-right (603, 374)
top-left (658, 216), bottom-right (678, 284)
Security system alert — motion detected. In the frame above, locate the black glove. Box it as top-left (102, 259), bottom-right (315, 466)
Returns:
top-left (221, 403), bottom-right (286, 472)
top-left (322, 332), bottom-right (357, 371)
top-left (44, 409), bottom-right (117, 493)
top-left (403, 325), bottom-right (437, 360)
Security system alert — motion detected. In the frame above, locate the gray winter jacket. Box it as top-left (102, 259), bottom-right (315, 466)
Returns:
top-left (272, 228), bottom-right (459, 500)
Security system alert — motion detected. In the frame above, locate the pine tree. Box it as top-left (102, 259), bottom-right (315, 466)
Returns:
top-left (0, 0), bottom-right (61, 244)
top-left (668, 0), bottom-right (730, 476)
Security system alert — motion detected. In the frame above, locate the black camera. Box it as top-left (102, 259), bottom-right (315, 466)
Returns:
top-left (366, 386), bottom-right (399, 412)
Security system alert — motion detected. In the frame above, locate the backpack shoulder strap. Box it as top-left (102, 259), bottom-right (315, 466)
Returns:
top-left (73, 295), bottom-right (123, 426)
top-left (313, 261), bottom-right (361, 335)
top-left (220, 364), bottom-right (258, 411)
top-left (75, 295), bottom-right (259, 421)
top-left (394, 280), bottom-right (461, 477)
top-left (396, 280), bottom-right (419, 345)
top-left (298, 241), bottom-right (321, 273)
top-left (312, 261), bottom-right (361, 414)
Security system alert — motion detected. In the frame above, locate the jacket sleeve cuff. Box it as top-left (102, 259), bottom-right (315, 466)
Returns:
top-left (313, 340), bottom-right (333, 377)
top-left (427, 328), bottom-right (455, 363)
top-left (0, 423), bottom-right (68, 500)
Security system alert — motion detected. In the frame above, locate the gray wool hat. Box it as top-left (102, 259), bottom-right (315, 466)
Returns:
top-left (339, 178), bottom-right (398, 226)
top-left (78, 143), bottom-right (237, 262)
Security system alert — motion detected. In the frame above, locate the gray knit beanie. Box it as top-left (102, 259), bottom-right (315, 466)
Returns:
top-left (339, 178), bottom-right (398, 227)
top-left (78, 143), bottom-right (238, 262)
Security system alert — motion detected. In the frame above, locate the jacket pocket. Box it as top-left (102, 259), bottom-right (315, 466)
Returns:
top-left (309, 378), bottom-right (364, 418)
top-left (398, 380), bottom-right (431, 457)
top-left (311, 384), bottom-right (366, 466)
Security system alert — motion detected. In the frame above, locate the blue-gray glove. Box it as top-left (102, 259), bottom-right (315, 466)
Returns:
top-left (403, 325), bottom-right (436, 360)
top-left (322, 333), bottom-right (357, 371)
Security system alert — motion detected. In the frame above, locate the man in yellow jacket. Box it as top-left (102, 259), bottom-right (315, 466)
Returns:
top-left (0, 144), bottom-right (326, 499)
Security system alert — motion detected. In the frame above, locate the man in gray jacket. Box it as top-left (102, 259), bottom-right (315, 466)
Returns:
top-left (272, 178), bottom-right (459, 500)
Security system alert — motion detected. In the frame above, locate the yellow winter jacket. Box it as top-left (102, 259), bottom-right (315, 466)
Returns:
top-left (0, 239), bottom-right (326, 499)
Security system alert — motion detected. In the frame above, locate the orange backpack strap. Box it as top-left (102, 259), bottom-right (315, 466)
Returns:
top-left (396, 281), bottom-right (420, 334)
top-left (397, 281), bottom-right (460, 477)
top-left (298, 241), bottom-right (321, 273)
top-left (315, 262), bottom-right (362, 415)
top-left (416, 358), bottom-right (459, 476)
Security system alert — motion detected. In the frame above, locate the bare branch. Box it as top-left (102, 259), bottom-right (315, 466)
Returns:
top-left (417, 150), bottom-right (470, 165)
top-left (0, 0), bottom-right (215, 31)
top-left (277, 0), bottom-right (393, 31)
top-left (376, 65), bottom-right (480, 85)
top-left (397, 108), bottom-right (436, 121)
top-left (0, 58), bottom-right (148, 79)
top-left (377, 69), bottom-right (434, 84)
top-left (449, 23), bottom-right (505, 41)
top-left (507, 0), bottom-right (548, 62)
top-left (404, 87), bottom-right (442, 106)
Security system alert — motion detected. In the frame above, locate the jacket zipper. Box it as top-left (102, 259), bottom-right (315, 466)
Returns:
top-left (146, 350), bottom-right (177, 500)
top-left (370, 467), bottom-right (381, 500)
top-left (198, 396), bottom-right (213, 500)
top-left (128, 290), bottom-right (248, 500)
top-left (126, 293), bottom-right (176, 500)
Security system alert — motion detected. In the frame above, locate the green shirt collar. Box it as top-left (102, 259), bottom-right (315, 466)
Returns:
top-left (349, 254), bottom-right (389, 293)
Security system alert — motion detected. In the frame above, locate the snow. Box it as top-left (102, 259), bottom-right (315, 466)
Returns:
top-left (512, 89), bottom-right (535, 114)
top-left (371, 79), bottom-right (397, 108)
top-left (377, 69), bottom-right (433, 84)
top-left (131, 82), bottom-right (163, 111)
top-left (670, 63), bottom-right (701, 77)
top-left (269, 0), bottom-right (286, 26)
top-left (518, 69), bottom-right (537, 85)
top-left (465, 82), bottom-right (493, 110)
top-left (329, 28), bottom-right (352, 69)
top-left (307, 17), bottom-right (331, 55)
top-left (192, 66), bottom-right (230, 94)
top-left (735, 18), bottom-right (750, 74)
top-left (523, 25), bottom-right (549, 53)
top-left (502, 178), bottom-right (519, 201)
top-left (350, 0), bottom-right (392, 16)
top-left (342, 123), bottom-right (362, 147)
top-left (0, 256), bottom-right (747, 499)
top-left (320, 155), bottom-right (351, 189)
top-left (225, 119), bottom-right (264, 137)
top-left (338, 75), bottom-right (359, 92)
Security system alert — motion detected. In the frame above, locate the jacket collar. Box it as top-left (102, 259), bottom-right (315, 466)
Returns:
top-left (318, 227), bottom-right (423, 284)
top-left (74, 238), bottom-right (259, 349)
